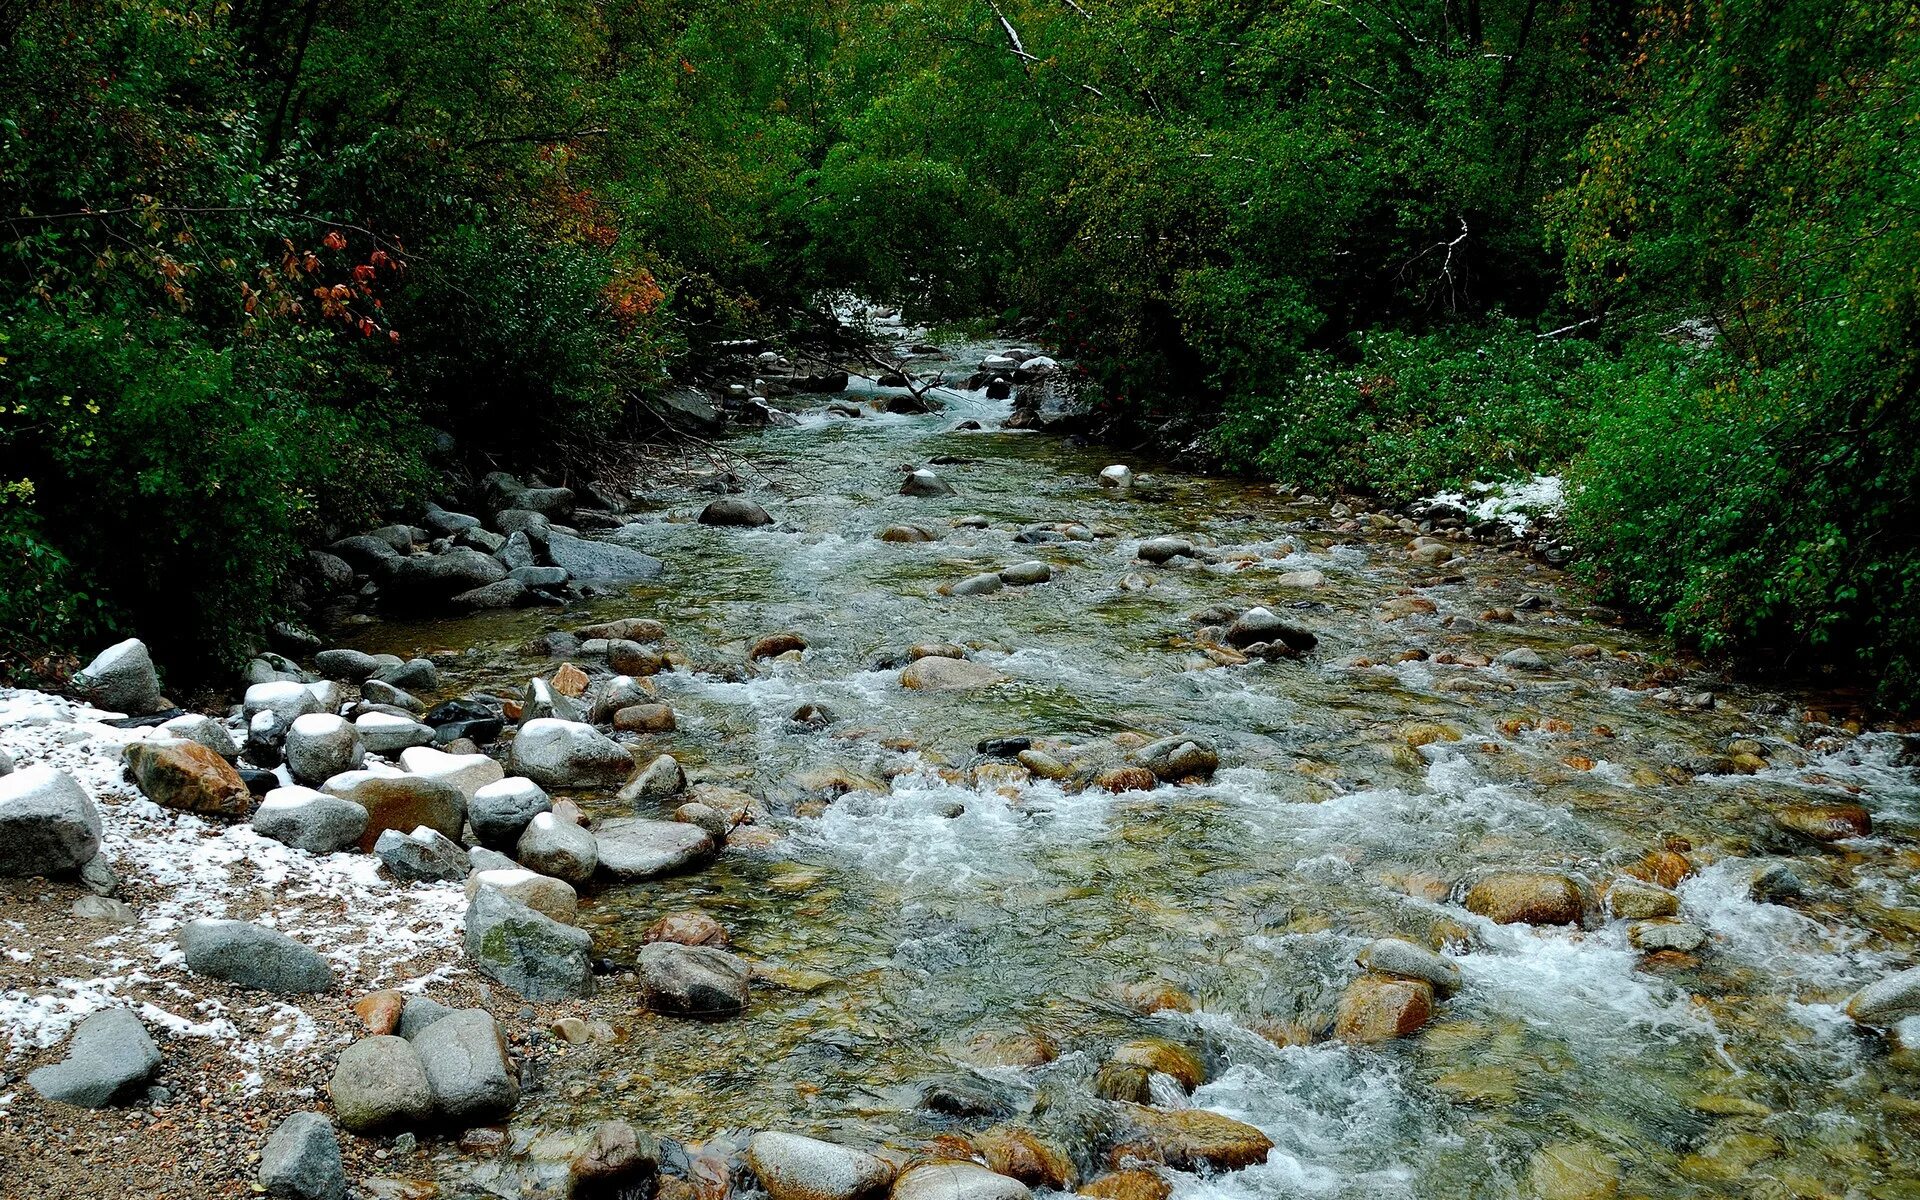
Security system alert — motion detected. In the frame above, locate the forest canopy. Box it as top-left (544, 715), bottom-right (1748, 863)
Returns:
top-left (2, 0), bottom-right (1916, 705)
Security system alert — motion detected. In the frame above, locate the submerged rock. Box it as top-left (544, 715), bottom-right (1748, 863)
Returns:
top-left (901, 657), bottom-right (1008, 691)
top-left (639, 942), bottom-right (750, 1018)
top-left (1846, 966), bottom-right (1920, 1028)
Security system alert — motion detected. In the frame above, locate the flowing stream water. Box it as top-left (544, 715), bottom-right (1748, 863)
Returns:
top-left (349, 330), bottom-right (1920, 1199)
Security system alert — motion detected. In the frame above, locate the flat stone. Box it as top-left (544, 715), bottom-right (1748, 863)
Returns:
top-left (747, 1132), bottom-right (895, 1200)
top-left (593, 817), bottom-right (714, 881)
top-left (179, 919), bottom-right (335, 993)
top-left (545, 530), bottom-right (664, 582)
top-left (251, 787), bottom-right (369, 854)
top-left (26, 1008), bottom-right (161, 1108)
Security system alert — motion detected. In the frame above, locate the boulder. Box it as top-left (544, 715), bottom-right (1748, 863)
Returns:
top-left (1111, 1038), bottom-right (1205, 1091)
top-left (26, 1008), bottom-right (161, 1108)
top-left (1132, 735), bottom-right (1218, 782)
top-left (465, 868), bottom-right (578, 925)
top-left (1099, 465), bottom-right (1133, 490)
top-left (545, 531), bottom-right (665, 582)
top-left (251, 787), bottom-right (369, 855)
top-left (397, 745), bottom-right (503, 800)
top-left (284, 714), bottom-right (364, 785)
top-left (179, 919), bottom-right (335, 993)
top-left (1113, 1105), bottom-right (1272, 1171)
top-left (613, 703), bottom-right (677, 733)
top-left (1496, 647), bottom-right (1549, 671)
top-left (353, 712), bottom-right (434, 754)
top-left (1333, 974), bottom-right (1434, 1043)
top-left (452, 578), bottom-right (529, 611)
top-left (320, 771), bottom-right (466, 852)
top-left (700, 497), bottom-right (774, 527)
top-left (877, 525), bottom-right (939, 543)
top-left (516, 811), bottom-right (599, 885)
top-left (1607, 877), bottom-right (1680, 920)
top-left (750, 631), bottom-right (809, 660)
top-left (1774, 802), bottom-right (1872, 842)
top-left (463, 886), bottom-right (594, 1000)
top-left (946, 572), bottom-right (1005, 597)
top-left (75, 638), bottom-right (165, 715)
top-left (327, 1036), bottom-right (433, 1132)
top-left (1225, 607), bottom-right (1317, 651)
top-left (411, 1009), bottom-right (519, 1123)
top-left (1356, 938), bottom-right (1462, 996)
top-left (1463, 872), bottom-right (1585, 926)
top-left (397, 996), bottom-right (455, 1040)
top-left (1135, 537), bottom-right (1192, 565)
top-left (374, 826), bottom-right (470, 883)
top-left (258, 1112), bottom-right (348, 1200)
top-left (381, 549), bottom-right (508, 605)
top-left (621, 753), bottom-right (687, 804)
top-left (1629, 919), bottom-right (1707, 953)
top-left (159, 713), bottom-right (239, 759)
top-left (747, 1132), bottom-right (895, 1200)
top-left (890, 1163), bottom-right (1031, 1200)
top-left (638, 942), bottom-right (750, 1018)
top-left (314, 649), bottom-right (388, 682)
top-left (594, 817), bottom-right (714, 881)
top-left (1846, 966), bottom-right (1920, 1028)
top-left (901, 657), bottom-right (1008, 691)
top-left (470, 777), bottom-right (552, 849)
top-left (900, 469), bottom-right (954, 497)
top-left (244, 680), bottom-right (324, 726)
top-left (0, 765), bottom-right (102, 877)
top-left (123, 739), bottom-right (252, 818)
top-left (508, 719), bottom-right (633, 789)
top-left (523, 676), bottom-right (585, 724)
top-left (998, 561), bottom-right (1052, 586)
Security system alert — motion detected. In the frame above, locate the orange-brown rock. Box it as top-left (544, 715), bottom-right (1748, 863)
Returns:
top-left (1111, 981), bottom-right (1195, 1014)
top-left (1111, 1038), bottom-right (1205, 1091)
top-left (123, 740), bottom-right (251, 818)
top-left (973, 1126), bottom-right (1076, 1190)
top-left (1774, 803), bottom-right (1871, 842)
top-left (750, 632), bottom-right (809, 661)
top-left (1080, 1171), bottom-right (1170, 1200)
top-left (1631, 850), bottom-right (1693, 890)
top-left (1333, 974), bottom-right (1434, 1043)
top-left (1462, 872), bottom-right (1585, 926)
top-left (963, 1030), bottom-right (1058, 1067)
top-left (1113, 1106), bottom-right (1273, 1171)
top-left (614, 703), bottom-right (677, 733)
top-left (643, 911), bottom-right (730, 947)
top-left (1094, 767), bottom-right (1159, 794)
top-left (551, 663), bottom-right (591, 697)
top-left (352, 989), bottom-right (405, 1035)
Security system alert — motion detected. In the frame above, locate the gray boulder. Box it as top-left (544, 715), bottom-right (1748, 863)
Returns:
top-left (1133, 734), bottom-right (1220, 782)
top-left (699, 497), bottom-right (773, 527)
top-left (258, 1111), bottom-right (347, 1200)
top-left (313, 649), bottom-right (391, 683)
top-left (74, 638), bottom-right (165, 714)
top-left (26, 1008), bottom-right (161, 1108)
top-left (251, 787), bottom-right (369, 854)
top-left (463, 886), bottom-right (594, 1000)
top-left (620, 753), bottom-right (686, 804)
top-left (284, 714), bottom-right (364, 785)
top-left (0, 765), bottom-right (102, 877)
top-left (397, 995), bottom-right (455, 1040)
top-left (423, 504), bottom-right (481, 537)
top-left (947, 572), bottom-right (1004, 597)
top-left (1225, 607), bottom-right (1317, 651)
top-left (1136, 537), bottom-right (1193, 564)
top-left (1847, 966), bottom-right (1920, 1028)
top-left (328, 1035), bottom-right (433, 1132)
top-left (372, 657), bottom-right (439, 692)
top-left (545, 531), bottom-right (664, 583)
top-left (998, 561), bottom-right (1052, 586)
top-left (508, 719), bottom-right (632, 789)
top-left (411, 1009), bottom-right (519, 1122)
top-left (516, 812), bottom-right (599, 885)
top-left (179, 919), bottom-right (335, 994)
top-left (594, 817), bottom-right (714, 882)
top-left (500, 530), bottom-right (538, 572)
top-left (522, 677), bottom-right (584, 724)
top-left (451, 579), bottom-right (528, 611)
top-left (1356, 937), bottom-right (1463, 996)
top-left (470, 777), bottom-right (552, 849)
top-left (374, 826), bottom-right (470, 883)
top-left (746, 1132), bottom-right (894, 1200)
top-left (159, 713), bottom-right (239, 759)
top-left (900, 469), bottom-right (953, 497)
top-left (354, 712), bottom-right (434, 754)
top-left (244, 680), bottom-right (322, 726)
top-left (638, 942), bottom-right (749, 1019)
top-left (382, 549), bottom-right (508, 605)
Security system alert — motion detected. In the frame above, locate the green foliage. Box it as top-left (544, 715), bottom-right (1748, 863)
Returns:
top-left (1215, 323), bottom-right (1596, 499)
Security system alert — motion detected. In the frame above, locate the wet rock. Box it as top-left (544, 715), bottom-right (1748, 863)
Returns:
top-left (374, 825), bottom-right (470, 883)
top-left (1091, 766), bottom-right (1156, 793)
top-left (328, 1036), bottom-right (433, 1132)
top-left (1496, 647), bottom-right (1549, 671)
top-left (396, 745), bottom-right (503, 800)
top-left (123, 739), bottom-right (252, 818)
top-left (463, 885), bottom-right (594, 1000)
top-left (573, 1119), bottom-right (660, 1187)
top-left (1847, 966), bottom-right (1920, 1028)
top-left (920, 1072), bottom-right (1023, 1118)
top-left (878, 524), bottom-right (939, 543)
top-left (1078, 1171), bottom-right (1170, 1200)
top-left (613, 703), bottom-right (678, 733)
top-left (947, 571), bottom-right (1006, 597)
top-left (1355, 938), bottom-right (1462, 996)
top-left (639, 942), bottom-right (750, 1018)
top-left (1462, 872), bottom-right (1585, 926)
top-left (900, 469), bottom-right (954, 497)
top-left (623, 753), bottom-right (688, 804)
top-left (27, 1008), bottom-right (161, 1108)
top-left (746, 1131), bottom-right (894, 1200)
top-left (75, 638), bottom-right (165, 715)
top-left (466, 868), bottom-right (578, 925)
top-left (180, 918), bottom-right (335, 993)
top-left (1091, 1062), bottom-right (1152, 1103)
top-left (1774, 802), bottom-right (1871, 842)
top-left (252, 786), bottom-right (369, 855)
top-left (751, 631), bottom-right (809, 660)
top-left (595, 817), bottom-right (715, 881)
top-left (159, 713), bottom-right (239, 759)
top-left (643, 911), bottom-right (729, 946)
top-left (546, 530), bottom-right (664, 582)
top-left (973, 1127), bottom-right (1076, 1191)
top-left (901, 657), bottom-right (1008, 691)
top-left (1113, 1106), bottom-right (1273, 1171)
top-left (999, 561), bottom-right (1052, 586)
top-left (258, 1111), bottom-right (348, 1200)
top-left (470, 777), bottom-right (552, 849)
top-left (675, 800), bottom-right (729, 842)
top-left (412, 1009), bottom-right (518, 1123)
top-left (1111, 1037), bottom-right (1205, 1090)
top-left (700, 497), bottom-right (774, 527)
top-left (1524, 1143), bottom-right (1620, 1200)
top-left (891, 1163), bottom-right (1031, 1200)
top-left (0, 764), bottom-right (102, 877)
top-left (523, 676), bottom-right (584, 724)
top-left (1630, 920), bottom-right (1707, 953)
top-left (1274, 570), bottom-right (1326, 589)
top-left (284, 714), bottom-right (363, 785)
top-left (1099, 465), bottom-right (1133, 489)
top-left (322, 771), bottom-right (466, 851)
top-left (354, 712), bottom-right (435, 754)
top-left (516, 812), bottom-right (600, 885)
top-left (1225, 607), bottom-right (1317, 651)
top-left (361, 679), bottom-right (424, 712)
top-left (1135, 537), bottom-right (1192, 565)
top-left (509, 718), bottom-right (633, 789)
top-left (381, 548), bottom-right (509, 606)
top-left (577, 617), bottom-right (668, 642)
top-left (1607, 877), bottom-right (1680, 920)
top-left (608, 641), bottom-right (667, 677)
top-left (1132, 735), bottom-right (1218, 782)
top-left (373, 657), bottom-right (439, 692)
top-left (1334, 973), bottom-right (1434, 1043)
top-left (1750, 862), bottom-right (1805, 903)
